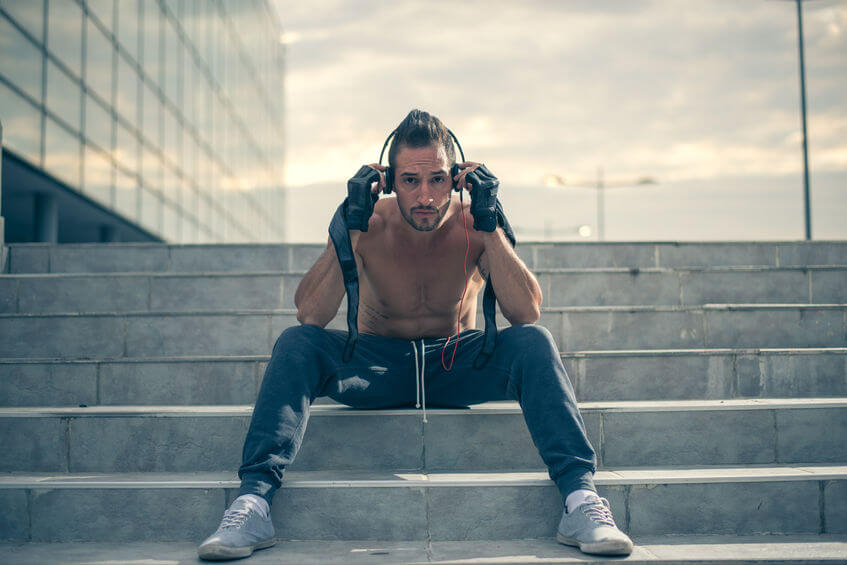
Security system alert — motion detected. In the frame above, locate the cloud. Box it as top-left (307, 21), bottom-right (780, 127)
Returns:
top-left (274, 0), bottom-right (847, 194)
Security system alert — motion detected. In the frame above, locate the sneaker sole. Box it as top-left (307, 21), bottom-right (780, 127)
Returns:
top-left (556, 532), bottom-right (633, 556)
top-left (198, 538), bottom-right (276, 561)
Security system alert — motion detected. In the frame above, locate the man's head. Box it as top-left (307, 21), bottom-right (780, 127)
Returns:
top-left (389, 110), bottom-right (457, 232)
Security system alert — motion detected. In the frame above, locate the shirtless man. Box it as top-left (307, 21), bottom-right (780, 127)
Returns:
top-left (198, 110), bottom-right (633, 560)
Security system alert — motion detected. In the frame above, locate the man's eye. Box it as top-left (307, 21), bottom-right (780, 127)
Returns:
top-left (404, 177), bottom-right (416, 184)
top-left (433, 176), bottom-right (444, 183)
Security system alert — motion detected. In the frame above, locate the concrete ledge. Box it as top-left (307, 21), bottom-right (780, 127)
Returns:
top-left (2, 349), bottom-right (845, 406)
top-left (0, 467), bottom-right (844, 541)
top-left (2, 535), bottom-right (847, 564)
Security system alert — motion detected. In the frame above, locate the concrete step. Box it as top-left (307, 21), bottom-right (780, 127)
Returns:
top-left (7, 241), bottom-right (847, 275)
top-left (3, 348), bottom-right (845, 407)
top-left (2, 305), bottom-right (846, 358)
top-left (2, 400), bottom-right (845, 473)
top-left (0, 465), bottom-right (844, 541)
top-left (3, 266), bottom-right (846, 314)
top-left (3, 536), bottom-right (847, 564)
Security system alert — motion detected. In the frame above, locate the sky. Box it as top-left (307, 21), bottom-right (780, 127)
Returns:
top-left (270, 0), bottom-right (846, 242)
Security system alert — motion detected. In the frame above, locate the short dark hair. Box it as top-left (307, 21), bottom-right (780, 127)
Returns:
top-left (387, 109), bottom-right (456, 169)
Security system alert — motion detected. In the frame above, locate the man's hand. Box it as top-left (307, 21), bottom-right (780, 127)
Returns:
top-left (346, 164), bottom-right (386, 232)
top-left (455, 162), bottom-right (499, 232)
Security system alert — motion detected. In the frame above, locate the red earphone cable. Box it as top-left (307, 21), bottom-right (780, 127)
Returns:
top-left (442, 191), bottom-right (470, 371)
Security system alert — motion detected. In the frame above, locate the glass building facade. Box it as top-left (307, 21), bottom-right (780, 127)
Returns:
top-left (0, 0), bottom-right (286, 243)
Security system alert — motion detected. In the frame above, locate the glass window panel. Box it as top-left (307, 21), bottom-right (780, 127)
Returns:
top-left (115, 120), bottom-right (137, 173)
top-left (141, 145), bottom-right (161, 192)
top-left (44, 117), bottom-right (80, 187)
top-left (182, 179), bottom-right (197, 221)
top-left (0, 15), bottom-right (44, 101)
top-left (161, 18), bottom-right (179, 106)
top-left (162, 106), bottom-right (179, 165)
top-left (141, 0), bottom-right (159, 81)
top-left (84, 93), bottom-right (112, 152)
top-left (162, 163), bottom-right (179, 206)
top-left (83, 143), bottom-right (113, 206)
top-left (141, 80), bottom-right (161, 147)
top-left (84, 17), bottom-right (112, 103)
top-left (140, 185), bottom-right (162, 233)
top-left (116, 0), bottom-right (138, 62)
top-left (114, 168), bottom-right (138, 221)
top-left (46, 59), bottom-right (81, 131)
top-left (0, 80), bottom-right (42, 163)
top-left (162, 199), bottom-right (178, 241)
top-left (115, 53), bottom-right (138, 126)
top-left (47, 0), bottom-right (82, 78)
top-left (1, 0), bottom-right (44, 42)
top-left (85, 0), bottom-right (113, 33)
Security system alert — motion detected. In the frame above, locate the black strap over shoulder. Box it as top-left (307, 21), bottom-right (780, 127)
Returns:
top-left (328, 196), bottom-right (516, 367)
top-left (475, 198), bottom-right (516, 369)
top-left (328, 198), bottom-right (360, 362)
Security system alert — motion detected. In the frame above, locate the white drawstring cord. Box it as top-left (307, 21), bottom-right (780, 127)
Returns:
top-left (411, 339), bottom-right (428, 424)
top-left (420, 339), bottom-right (427, 424)
top-left (412, 341), bottom-right (420, 409)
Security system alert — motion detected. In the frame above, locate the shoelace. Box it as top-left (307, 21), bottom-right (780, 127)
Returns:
top-left (219, 508), bottom-right (251, 530)
top-left (581, 497), bottom-right (617, 528)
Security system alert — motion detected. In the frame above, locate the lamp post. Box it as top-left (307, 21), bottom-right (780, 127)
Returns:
top-left (543, 168), bottom-right (657, 241)
top-left (773, 0), bottom-right (816, 239)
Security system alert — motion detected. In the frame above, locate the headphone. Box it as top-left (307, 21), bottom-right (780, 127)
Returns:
top-left (378, 128), bottom-right (466, 195)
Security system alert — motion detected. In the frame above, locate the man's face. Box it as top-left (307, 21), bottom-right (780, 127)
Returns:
top-left (393, 144), bottom-right (453, 232)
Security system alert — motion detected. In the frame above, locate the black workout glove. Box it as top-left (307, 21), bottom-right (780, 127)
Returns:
top-left (346, 165), bottom-right (380, 232)
top-left (466, 164), bottom-right (499, 232)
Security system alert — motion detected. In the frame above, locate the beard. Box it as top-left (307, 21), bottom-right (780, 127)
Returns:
top-left (399, 200), bottom-right (451, 232)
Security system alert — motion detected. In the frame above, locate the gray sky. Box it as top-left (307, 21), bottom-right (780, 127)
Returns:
top-left (271, 0), bottom-right (846, 242)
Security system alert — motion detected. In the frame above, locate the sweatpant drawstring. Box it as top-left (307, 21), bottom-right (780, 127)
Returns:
top-left (411, 339), bottom-right (427, 423)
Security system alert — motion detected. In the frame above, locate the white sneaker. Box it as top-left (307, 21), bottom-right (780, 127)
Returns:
top-left (556, 494), bottom-right (633, 556)
top-left (198, 498), bottom-right (276, 561)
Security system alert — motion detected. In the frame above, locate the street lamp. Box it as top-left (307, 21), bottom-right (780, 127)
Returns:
top-left (543, 167), bottom-right (657, 241)
top-left (772, 0), bottom-right (818, 239)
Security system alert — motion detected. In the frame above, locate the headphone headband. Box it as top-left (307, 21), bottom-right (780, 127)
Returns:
top-left (378, 128), bottom-right (466, 165)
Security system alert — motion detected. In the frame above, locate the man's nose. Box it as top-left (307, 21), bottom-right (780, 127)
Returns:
top-left (417, 182), bottom-right (435, 204)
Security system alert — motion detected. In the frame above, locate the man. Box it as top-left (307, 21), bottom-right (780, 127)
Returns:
top-left (198, 110), bottom-right (633, 560)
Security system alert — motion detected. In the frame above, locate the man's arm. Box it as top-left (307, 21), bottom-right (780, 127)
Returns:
top-left (294, 237), bottom-right (347, 327)
top-left (478, 228), bottom-right (542, 325)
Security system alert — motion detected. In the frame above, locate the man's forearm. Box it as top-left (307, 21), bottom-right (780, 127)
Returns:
top-left (481, 228), bottom-right (542, 325)
top-left (294, 238), bottom-right (346, 326)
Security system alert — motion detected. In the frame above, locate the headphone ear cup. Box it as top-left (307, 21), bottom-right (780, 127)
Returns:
top-left (383, 166), bottom-right (393, 194)
top-left (451, 163), bottom-right (460, 192)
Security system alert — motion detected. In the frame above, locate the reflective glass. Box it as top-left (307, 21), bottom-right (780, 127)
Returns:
top-left (141, 145), bottom-right (161, 192)
top-left (85, 0), bottom-right (113, 33)
top-left (115, 120), bottom-right (137, 173)
top-left (46, 59), bottom-right (81, 131)
top-left (141, 80), bottom-right (161, 147)
top-left (115, 53), bottom-right (138, 125)
top-left (114, 168), bottom-right (139, 221)
top-left (140, 185), bottom-right (163, 233)
top-left (0, 80), bottom-right (42, 164)
top-left (84, 93), bottom-right (112, 153)
top-left (47, 0), bottom-right (82, 77)
top-left (1, 0), bottom-right (44, 42)
top-left (162, 199), bottom-right (178, 241)
top-left (0, 14), bottom-right (44, 101)
top-left (116, 0), bottom-right (138, 61)
top-left (44, 117), bottom-right (81, 187)
top-left (161, 18), bottom-right (179, 106)
top-left (141, 0), bottom-right (159, 81)
top-left (162, 106), bottom-right (179, 166)
top-left (162, 163), bottom-right (179, 205)
top-left (182, 179), bottom-right (198, 222)
top-left (83, 143), bottom-right (113, 206)
top-left (84, 17), bottom-right (113, 103)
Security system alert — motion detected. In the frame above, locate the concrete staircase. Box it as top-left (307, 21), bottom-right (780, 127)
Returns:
top-left (1, 241), bottom-right (846, 564)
